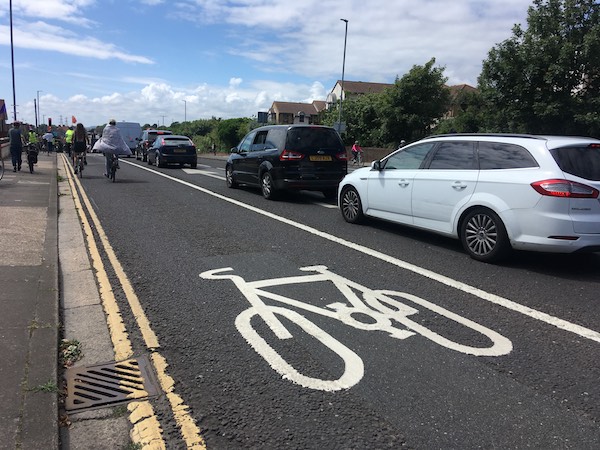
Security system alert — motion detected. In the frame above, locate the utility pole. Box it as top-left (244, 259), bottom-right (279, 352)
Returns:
top-left (337, 19), bottom-right (348, 134)
top-left (10, 0), bottom-right (18, 122)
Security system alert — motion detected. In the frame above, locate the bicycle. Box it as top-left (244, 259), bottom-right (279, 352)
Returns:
top-left (108, 153), bottom-right (119, 182)
top-left (25, 143), bottom-right (39, 173)
top-left (351, 151), bottom-right (363, 166)
top-left (200, 265), bottom-right (513, 391)
top-left (74, 152), bottom-right (85, 178)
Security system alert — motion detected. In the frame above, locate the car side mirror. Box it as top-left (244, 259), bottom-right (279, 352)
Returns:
top-left (372, 160), bottom-right (382, 171)
top-left (230, 147), bottom-right (240, 154)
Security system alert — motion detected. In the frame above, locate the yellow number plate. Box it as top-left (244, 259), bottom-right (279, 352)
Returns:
top-left (309, 155), bottom-right (332, 161)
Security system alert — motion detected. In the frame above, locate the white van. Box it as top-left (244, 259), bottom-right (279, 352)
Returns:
top-left (115, 121), bottom-right (142, 156)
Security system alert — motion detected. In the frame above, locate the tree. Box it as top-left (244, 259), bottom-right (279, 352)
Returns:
top-left (479, 0), bottom-right (600, 136)
top-left (380, 58), bottom-right (451, 145)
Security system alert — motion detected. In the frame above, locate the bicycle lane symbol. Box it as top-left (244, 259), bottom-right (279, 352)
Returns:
top-left (200, 265), bottom-right (513, 392)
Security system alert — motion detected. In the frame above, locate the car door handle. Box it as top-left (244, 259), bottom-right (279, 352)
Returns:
top-left (452, 181), bottom-right (468, 190)
top-left (397, 179), bottom-right (410, 187)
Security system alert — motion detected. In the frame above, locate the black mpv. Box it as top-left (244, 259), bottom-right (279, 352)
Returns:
top-left (226, 125), bottom-right (347, 199)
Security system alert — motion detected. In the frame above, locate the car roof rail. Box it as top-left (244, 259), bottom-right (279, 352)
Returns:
top-left (423, 133), bottom-right (547, 140)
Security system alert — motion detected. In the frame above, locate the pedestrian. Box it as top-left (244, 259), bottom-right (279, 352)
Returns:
top-left (211, 142), bottom-right (216, 155)
top-left (42, 128), bottom-right (54, 154)
top-left (92, 119), bottom-right (132, 177)
top-left (9, 121), bottom-right (25, 172)
top-left (28, 127), bottom-right (39, 152)
top-left (72, 123), bottom-right (89, 173)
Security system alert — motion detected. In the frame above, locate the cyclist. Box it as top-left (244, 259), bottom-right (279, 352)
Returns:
top-left (72, 123), bottom-right (89, 174)
top-left (351, 141), bottom-right (363, 165)
top-left (28, 128), bottom-right (39, 152)
top-left (64, 126), bottom-right (74, 158)
top-left (92, 119), bottom-right (132, 177)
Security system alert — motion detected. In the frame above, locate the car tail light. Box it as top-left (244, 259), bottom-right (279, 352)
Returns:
top-left (588, 144), bottom-right (600, 149)
top-left (337, 151), bottom-right (348, 161)
top-left (531, 179), bottom-right (599, 198)
top-left (280, 150), bottom-right (305, 161)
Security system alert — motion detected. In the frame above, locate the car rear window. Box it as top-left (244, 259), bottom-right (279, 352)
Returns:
top-left (550, 145), bottom-right (600, 181)
top-left (148, 131), bottom-right (172, 142)
top-left (478, 142), bottom-right (538, 169)
top-left (285, 128), bottom-right (344, 153)
top-left (161, 137), bottom-right (193, 146)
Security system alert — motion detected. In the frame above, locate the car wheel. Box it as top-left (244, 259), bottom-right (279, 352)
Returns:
top-left (190, 161), bottom-right (197, 169)
top-left (460, 208), bottom-right (511, 263)
top-left (261, 171), bottom-right (278, 200)
top-left (142, 154), bottom-right (147, 162)
top-left (147, 155), bottom-right (153, 165)
top-left (340, 186), bottom-right (364, 224)
top-left (156, 154), bottom-right (165, 168)
top-left (226, 165), bottom-right (238, 188)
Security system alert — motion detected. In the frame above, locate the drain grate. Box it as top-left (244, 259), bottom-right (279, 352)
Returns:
top-left (65, 355), bottom-right (159, 412)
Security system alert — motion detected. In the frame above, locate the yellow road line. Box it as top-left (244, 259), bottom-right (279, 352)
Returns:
top-left (61, 155), bottom-right (206, 449)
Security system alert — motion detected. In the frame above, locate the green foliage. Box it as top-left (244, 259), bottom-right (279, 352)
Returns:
top-left (325, 58), bottom-right (450, 147)
top-left (215, 117), bottom-right (252, 150)
top-left (479, 0), bottom-right (600, 136)
top-left (380, 58), bottom-right (451, 144)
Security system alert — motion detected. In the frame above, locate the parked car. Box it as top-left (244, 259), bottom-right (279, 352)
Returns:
top-left (226, 125), bottom-right (347, 199)
top-left (338, 134), bottom-right (600, 262)
top-left (147, 135), bottom-right (197, 168)
top-left (136, 129), bottom-right (173, 161)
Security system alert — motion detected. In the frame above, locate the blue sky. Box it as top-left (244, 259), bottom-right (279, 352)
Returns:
top-left (0, 0), bottom-right (531, 128)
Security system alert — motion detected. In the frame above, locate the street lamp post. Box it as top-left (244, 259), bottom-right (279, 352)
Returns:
top-left (37, 90), bottom-right (42, 128)
top-left (182, 100), bottom-right (187, 122)
top-left (10, 0), bottom-right (18, 122)
top-left (338, 19), bottom-right (348, 134)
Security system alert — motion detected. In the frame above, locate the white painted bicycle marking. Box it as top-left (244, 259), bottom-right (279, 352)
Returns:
top-left (128, 163), bottom-right (600, 344)
top-left (201, 265), bottom-right (513, 391)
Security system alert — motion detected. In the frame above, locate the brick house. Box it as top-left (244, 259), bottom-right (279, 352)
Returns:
top-left (264, 81), bottom-right (477, 126)
top-left (267, 100), bottom-right (327, 125)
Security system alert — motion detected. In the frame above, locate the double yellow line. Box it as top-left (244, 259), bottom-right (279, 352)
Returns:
top-left (61, 155), bottom-right (206, 449)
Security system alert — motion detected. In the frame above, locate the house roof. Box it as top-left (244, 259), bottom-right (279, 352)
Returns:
top-left (448, 84), bottom-right (479, 98)
top-left (336, 80), bottom-right (393, 95)
top-left (269, 101), bottom-right (326, 115)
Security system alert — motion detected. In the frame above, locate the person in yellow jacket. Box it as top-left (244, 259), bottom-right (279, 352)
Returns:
top-left (28, 129), bottom-right (39, 151)
top-left (65, 126), bottom-right (75, 158)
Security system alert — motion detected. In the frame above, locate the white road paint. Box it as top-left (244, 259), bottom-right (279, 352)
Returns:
top-left (129, 161), bottom-right (600, 345)
top-left (201, 265), bottom-right (513, 391)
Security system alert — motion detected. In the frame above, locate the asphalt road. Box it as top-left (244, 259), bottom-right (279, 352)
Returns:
top-left (73, 153), bottom-right (600, 449)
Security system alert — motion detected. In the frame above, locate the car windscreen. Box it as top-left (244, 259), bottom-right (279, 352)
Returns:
top-left (550, 145), bottom-right (600, 181)
top-left (285, 128), bottom-right (343, 153)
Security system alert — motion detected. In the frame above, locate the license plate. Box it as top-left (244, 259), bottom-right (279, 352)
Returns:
top-left (309, 155), bottom-right (332, 162)
top-left (174, 148), bottom-right (187, 153)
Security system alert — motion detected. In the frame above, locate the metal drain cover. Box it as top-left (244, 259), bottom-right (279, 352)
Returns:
top-left (65, 355), bottom-right (159, 412)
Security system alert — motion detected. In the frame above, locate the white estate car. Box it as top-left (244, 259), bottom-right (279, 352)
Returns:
top-left (338, 134), bottom-right (600, 262)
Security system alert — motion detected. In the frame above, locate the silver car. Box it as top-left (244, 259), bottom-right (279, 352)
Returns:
top-left (338, 134), bottom-right (600, 262)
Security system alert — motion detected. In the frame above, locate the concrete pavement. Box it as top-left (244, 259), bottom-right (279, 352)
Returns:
top-left (0, 148), bottom-right (130, 449)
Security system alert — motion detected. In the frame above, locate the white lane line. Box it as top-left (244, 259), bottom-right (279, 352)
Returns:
top-left (128, 163), bottom-right (600, 344)
top-left (128, 160), bottom-right (336, 208)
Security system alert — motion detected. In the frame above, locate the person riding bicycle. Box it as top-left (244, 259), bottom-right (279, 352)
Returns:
top-left (72, 123), bottom-right (89, 174)
top-left (28, 128), bottom-right (39, 151)
top-left (92, 119), bottom-right (132, 177)
top-left (64, 126), bottom-right (74, 158)
top-left (351, 141), bottom-right (362, 164)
